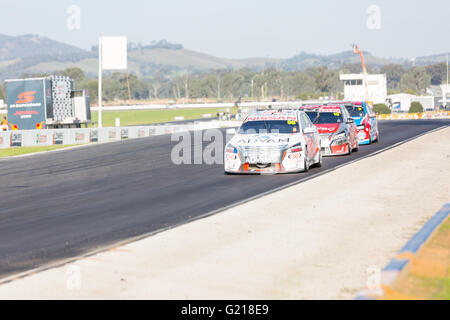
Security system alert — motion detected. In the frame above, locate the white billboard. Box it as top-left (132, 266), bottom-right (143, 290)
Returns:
top-left (101, 36), bottom-right (127, 70)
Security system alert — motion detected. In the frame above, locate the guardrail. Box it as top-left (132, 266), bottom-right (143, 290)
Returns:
top-left (377, 111), bottom-right (450, 120)
top-left (0, 120), bottom-right (239, 149)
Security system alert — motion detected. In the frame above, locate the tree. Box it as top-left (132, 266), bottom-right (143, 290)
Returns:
top-left (409, 102), bottom-right (423, 113)
top-left (380, 64), bottom-right (405, 90)
top-left (308, 67), bottom-right (339, 93)
top-left (404, 89), bottom-right (417, 95)
top-left (400, 67), bottom-right (431, 94)
top-left (373, 103), bottom-right (391, 114)
top-left (425, 63), bottom-right (448, 85)
top-left (61, 67), bottom-right (86, 84)
top-left (87, 80), bottom-right (98, 102)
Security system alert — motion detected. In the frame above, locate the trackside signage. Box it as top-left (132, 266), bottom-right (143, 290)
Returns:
top-left (6, 80), bottom-right (46, 130)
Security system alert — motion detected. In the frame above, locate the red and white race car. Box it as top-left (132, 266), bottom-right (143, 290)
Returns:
top-left (224, 110), bottom-right (322, 174)
top-left (300, 105), bottom-right (358, 156)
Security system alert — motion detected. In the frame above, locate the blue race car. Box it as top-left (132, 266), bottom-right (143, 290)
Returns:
top-left (341, 102), bottom-right (379, 145)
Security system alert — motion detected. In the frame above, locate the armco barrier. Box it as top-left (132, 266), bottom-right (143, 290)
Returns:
top-left (356, 203), bottom-right (450, 300)
top-left (0, 120), bottom-right (240, 150)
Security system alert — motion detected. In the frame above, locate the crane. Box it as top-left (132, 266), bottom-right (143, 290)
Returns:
top-left (352, 44), bottom-right (369, 102)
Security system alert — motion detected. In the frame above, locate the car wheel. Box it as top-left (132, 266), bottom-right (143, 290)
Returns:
top-left (316, 151), bottom-right (323, 168)
top-left (374, 131), bottom-right (379, 143)
top-left (353, 139), bottom-right (359, 152)
top-left (347, 143), bottom-right (352, 155)
top-left (304, 151), bottom-right (310, 172)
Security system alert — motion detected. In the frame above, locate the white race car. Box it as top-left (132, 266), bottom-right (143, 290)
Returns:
top-left (224, 110), bottom-right (322, 174)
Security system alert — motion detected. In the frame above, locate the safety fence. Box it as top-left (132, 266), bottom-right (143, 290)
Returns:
top-left (0, 120), bottom-right (238, 149)
top-left (377, 111), bottom-right (450, 120)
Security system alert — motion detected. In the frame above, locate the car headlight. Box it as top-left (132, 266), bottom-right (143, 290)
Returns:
top-left (225, 145), bottom-right (238, 154)
top-left (287, 143), bottom-right (303, 153)
top-left (333, 132), bottom-right (347, 140)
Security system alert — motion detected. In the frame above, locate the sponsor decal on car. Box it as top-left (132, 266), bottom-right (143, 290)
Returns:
top-left (235, 135), bottom-right (290, 144)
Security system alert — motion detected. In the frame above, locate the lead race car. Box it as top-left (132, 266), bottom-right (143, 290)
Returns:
top-left (224, 110), bottom-right (322, 174)
top-left (300, 104), bottom-right (358, 156)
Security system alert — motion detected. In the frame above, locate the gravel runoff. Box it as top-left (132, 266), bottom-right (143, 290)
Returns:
top-left (0, 127), bottom-right (449, 300)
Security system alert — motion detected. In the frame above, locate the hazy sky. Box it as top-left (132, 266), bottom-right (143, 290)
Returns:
top-left (1, 0), bottom-right (448, 59)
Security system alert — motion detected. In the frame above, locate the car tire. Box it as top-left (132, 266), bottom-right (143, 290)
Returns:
top-left (304, 151), bottom-right (310, 172)
top-left (374, 131), bottom-right (379, 143)
top-left (353, 139), bottom-right (359, 152)
top-left (316, 152), bottom-right (323, 168)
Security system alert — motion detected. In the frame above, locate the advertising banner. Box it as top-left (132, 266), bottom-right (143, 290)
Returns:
top-left (6, 79), bottom-right (46, 130)
top-left (11, 132), bottom-right (23, 147)
top-left (0, 132), bottom-right (10, 148)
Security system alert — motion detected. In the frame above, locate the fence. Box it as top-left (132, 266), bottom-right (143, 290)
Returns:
top-left (377, 111), bottom-right (450, 120)
top-left (0, 120), bottom-right (238, 149)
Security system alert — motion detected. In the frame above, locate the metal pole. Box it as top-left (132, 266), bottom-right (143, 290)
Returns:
top-left (98, 37), bottom-right (103, 128)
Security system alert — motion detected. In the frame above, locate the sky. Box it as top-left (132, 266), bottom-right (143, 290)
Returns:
top-left (0, 0), bottom-right (449, 59)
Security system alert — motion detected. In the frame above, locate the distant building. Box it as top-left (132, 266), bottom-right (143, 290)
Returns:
top-left (440, 84), bottom-right (450, 108)
top-left (386, 93), bottom-right (435, 112)
top-left (429, 85), bottom-right (443, 108)
top-left (339, 74), bottom-right (387, 104)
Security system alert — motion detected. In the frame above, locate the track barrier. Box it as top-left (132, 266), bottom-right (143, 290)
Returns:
top-left (0, 121), bottom-right (239, 149)
top-left (377, 111), bottom-right (450, 120)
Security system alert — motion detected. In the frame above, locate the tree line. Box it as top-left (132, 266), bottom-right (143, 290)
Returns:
top-left (0, 62), bottom-right (447, 104)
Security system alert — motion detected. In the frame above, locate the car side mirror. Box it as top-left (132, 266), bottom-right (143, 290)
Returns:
top-left (226, 128), bottom-right (237, 135)
top-left (304, 127), bottom-right (315, 134)
top-left (369, 113), bottom-right (376, 118)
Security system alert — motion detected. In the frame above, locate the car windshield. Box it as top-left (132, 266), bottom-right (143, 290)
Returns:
top-left (305, 111), bottom-right (318, 122)
top-left (239, 120), bottom-right (299, 134)
top-left (345, 105), bottom-right (365, 118)
top-left (314, 112), bottom-right (343, 124)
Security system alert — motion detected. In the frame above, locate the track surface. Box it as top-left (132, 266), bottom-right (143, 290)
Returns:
top-left (0, 119), bottom-right (448, 278)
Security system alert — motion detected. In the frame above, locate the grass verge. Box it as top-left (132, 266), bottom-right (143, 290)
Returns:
top-left (383, 217), bottom-right (450, 300)
top-left (0, 144), bottom-right (80, 158)
top-left (91, 107), bottom-right (236, 127)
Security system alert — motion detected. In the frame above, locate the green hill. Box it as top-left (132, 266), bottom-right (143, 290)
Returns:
top-left (0, 34), bottom-right (448, 81)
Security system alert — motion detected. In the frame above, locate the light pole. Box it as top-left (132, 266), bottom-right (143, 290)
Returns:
top-left (98, 38), bottom-right (103, 128)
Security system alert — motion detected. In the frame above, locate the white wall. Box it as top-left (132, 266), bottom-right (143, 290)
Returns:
top-left (387, 93), bottom-right (435, 112)
top-left (340, 74), bottom-right (387, 104)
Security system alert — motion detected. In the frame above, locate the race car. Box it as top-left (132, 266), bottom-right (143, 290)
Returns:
top-left (224, 110), bottom-right (322, 174)
top-left (340, 102), bottom-right (379, 145)
top-left (300, 104), bottom-right (358, 156)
